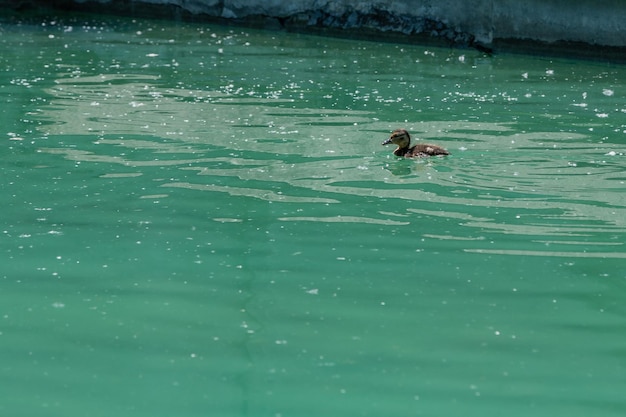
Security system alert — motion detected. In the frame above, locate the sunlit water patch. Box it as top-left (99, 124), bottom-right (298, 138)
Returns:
top-left (2, 13), bottom-right (626, 417)
top-left (37, 70), bottom-right (626, 255)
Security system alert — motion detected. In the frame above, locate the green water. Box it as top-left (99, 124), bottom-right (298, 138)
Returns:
top-left (2, 12), bottom-right (626, 417)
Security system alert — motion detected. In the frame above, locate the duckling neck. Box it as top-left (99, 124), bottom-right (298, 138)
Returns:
top-left (394, 145), bottom-right (411, 157)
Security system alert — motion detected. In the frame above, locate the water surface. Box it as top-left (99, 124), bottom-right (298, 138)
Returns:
top-left (2, 13), bottom-right (626, 417)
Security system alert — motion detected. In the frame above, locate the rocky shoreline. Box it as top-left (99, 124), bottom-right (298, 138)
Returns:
top-left (5, 0), bottom-right (626, 59)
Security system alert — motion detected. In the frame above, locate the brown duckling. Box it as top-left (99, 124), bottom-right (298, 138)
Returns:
top-left (382, 129), bottom-right (449, 158)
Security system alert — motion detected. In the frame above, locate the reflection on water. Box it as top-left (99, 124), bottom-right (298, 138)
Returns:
top-left (3, 13), bottom-right (626, 417)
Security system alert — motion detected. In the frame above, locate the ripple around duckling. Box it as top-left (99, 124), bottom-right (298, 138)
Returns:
top-left (39, 123), bottom-right (626, 246)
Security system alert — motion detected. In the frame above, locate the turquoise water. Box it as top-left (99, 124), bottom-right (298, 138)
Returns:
top-left (2, 12), bottom-right (626, 417)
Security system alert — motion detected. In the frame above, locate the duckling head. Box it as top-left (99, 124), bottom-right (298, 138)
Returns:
top-left (382, 129), bottom-right (411, 149)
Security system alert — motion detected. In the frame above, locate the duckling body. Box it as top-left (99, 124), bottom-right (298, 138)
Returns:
top-left (382, 129), bottom-right (449, 158)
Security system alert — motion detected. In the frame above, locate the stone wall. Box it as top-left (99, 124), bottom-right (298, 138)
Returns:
top-left (492, 0), bottom-right (626, 47)
top-left (6, 0), bottom-right (626, 52)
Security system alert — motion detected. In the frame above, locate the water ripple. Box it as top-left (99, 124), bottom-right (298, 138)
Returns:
top-left (466, 249), bottom-right (626, 259)
top-left (278, 216), bottom-right (409, 226)
top-left (33, 57), bottom-right (626, 256)
top-left (162, 182), bottom-right (339, 204)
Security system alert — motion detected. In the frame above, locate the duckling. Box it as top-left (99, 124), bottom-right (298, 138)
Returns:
top-left (382, 129), bottom-right (449, 158)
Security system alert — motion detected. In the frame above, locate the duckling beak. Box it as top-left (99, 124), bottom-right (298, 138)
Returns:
top-left (382, 138), bottom-right (392, 146)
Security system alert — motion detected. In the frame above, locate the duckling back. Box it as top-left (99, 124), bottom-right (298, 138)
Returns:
top-left (406, 143), bottom-right (449, 158)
